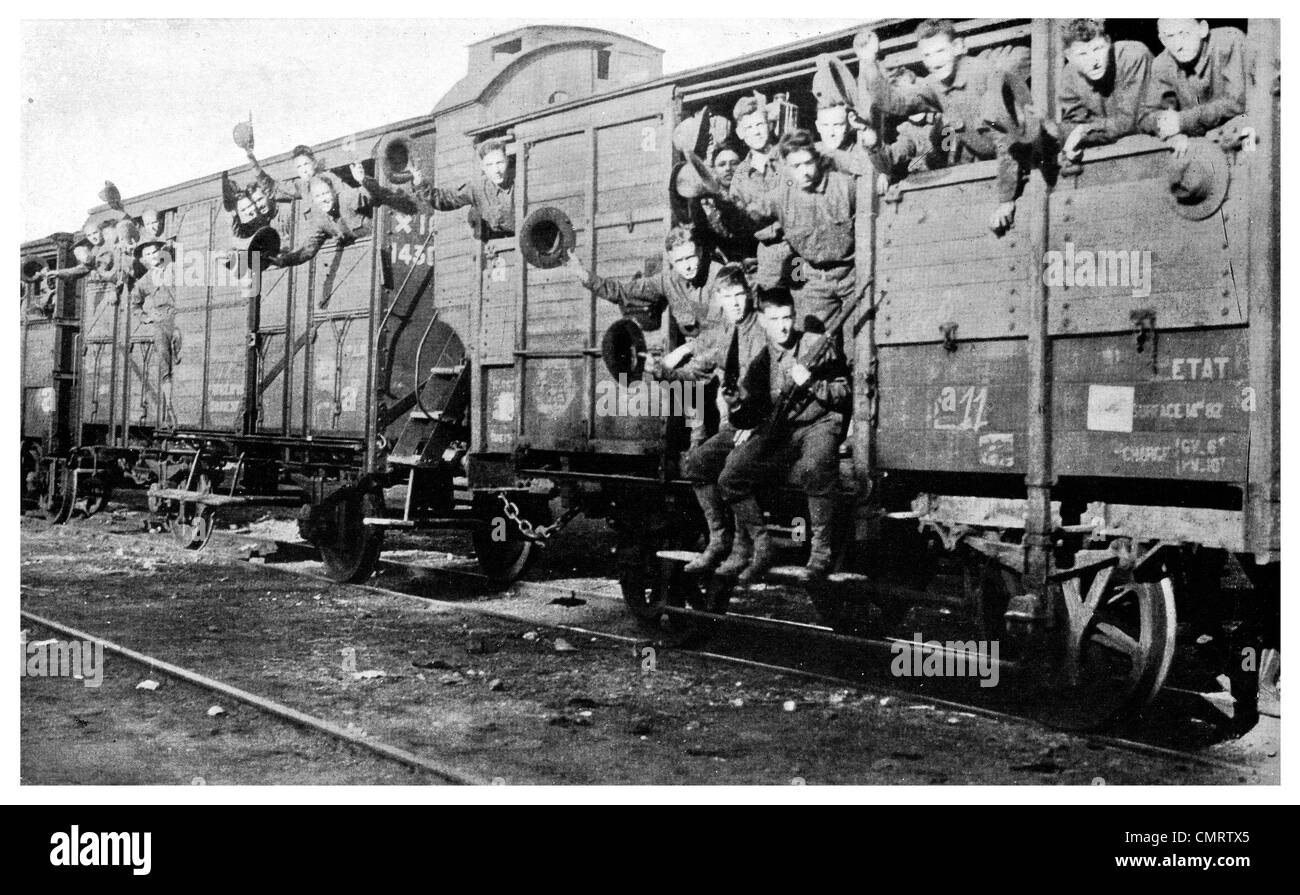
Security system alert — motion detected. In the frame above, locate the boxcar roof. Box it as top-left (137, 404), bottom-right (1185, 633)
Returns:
top-left (83, 18), bottom-right (1027, 227)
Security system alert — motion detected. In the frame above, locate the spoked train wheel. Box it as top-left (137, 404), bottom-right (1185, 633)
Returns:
top-left (170, 476), bottom-right (217, 550)
top-left (39, 464), bottom-right (75, 524)
top-left (1040, 565), bottom-right (1178, 730)
top-left (314, 487), bottom-right (385, 584)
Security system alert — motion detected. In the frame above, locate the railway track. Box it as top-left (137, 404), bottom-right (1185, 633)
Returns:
top-left (20, 607), bottom-right (489, 786)
top-left (23, 511), bottom-right (1272, 779)
top-left (265, 547), bottom-right (1259, 775)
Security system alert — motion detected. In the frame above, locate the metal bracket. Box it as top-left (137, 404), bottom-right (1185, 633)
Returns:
top-left (939, 321), bottom-right (959, 353)
top-left (918, 517), bottom-right (971, 553)
top-left (1130, 308), bottom-right (1157, 372)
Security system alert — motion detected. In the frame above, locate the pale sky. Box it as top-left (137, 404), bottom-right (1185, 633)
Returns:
top-left (20, 16), bottom-right (864, 241)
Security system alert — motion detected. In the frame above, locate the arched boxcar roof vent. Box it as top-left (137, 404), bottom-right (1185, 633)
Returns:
top-left (432, 25), bottom-right (663, 116)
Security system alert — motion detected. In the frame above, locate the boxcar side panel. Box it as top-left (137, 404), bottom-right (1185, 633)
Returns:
top-left (513, 85), bottom-right (674, 454)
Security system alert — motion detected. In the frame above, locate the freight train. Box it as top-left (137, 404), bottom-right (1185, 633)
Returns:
top-left (20, 18), bottom-right (1280, 728)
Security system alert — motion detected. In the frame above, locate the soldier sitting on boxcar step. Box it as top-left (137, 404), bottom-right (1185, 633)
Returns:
top-left (1058, 19), bottom-right (1158, 164)
top-left (130, 240), bottom-right (181, 428)
top-left (649, 263), bottom-right (769, 574)
top-left (1144, 19), bottom-right (1248, 157)
top-left (410, 138), bottom-right (515, 240)
top-left (564, 224), bottom-right (718, 340)
top-left (270, 166), bottom-right (416, 272)
top-left (716, 289), bottom-right (851, 583)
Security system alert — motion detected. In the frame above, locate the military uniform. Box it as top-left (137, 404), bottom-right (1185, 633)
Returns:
top-left (669, 311), bottom-right (769, 472)
top-left (130, 263), bottom-right (181, 379)
top-left (746, 168), bottom-right (856, 331)
top-left (275, 177), bottom-right (415, 267)
top-left (859, 52), bottom-right (1031, 203)
top-left (718, 330), bottom-right (850, 503)
top-left (728, 149), bottom-right (790, 288)
top-left (713, 328), bottom-right (851, 581)
top-left (417, 176), bottom-right (514, 239)
top-left (1060, 40), bottom-right (1158, 148)
top-left (251, 163), bottom-right (311, 213)
top-left (581, 257), bottom-right (718, 339)
top-left (1146, 27), bottom-right (1248, 137)
top-left (659, 309), bottom-right (767, 575)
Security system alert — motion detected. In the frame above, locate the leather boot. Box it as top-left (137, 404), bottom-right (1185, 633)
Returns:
top-left (714, 507), bottom-right (752, 578)
top-left (799, 495), bottom-right (836, 580)
top-left (685, 485), bottom-right (732, 574)
top-left (731, 497), bottom-right (773, 586)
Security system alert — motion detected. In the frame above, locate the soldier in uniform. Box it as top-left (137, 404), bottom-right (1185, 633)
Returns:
top-left (411, 138), bottom-right (515, 239)
top-left (741, 129), bottom-right (856, 334)
top-left (130, 240), bottom-right (181, 427)
top-left (729, 94), bottom-right (791, 287)
top-left (271, 165), bottom-right (416, 274)
top-left (856, 21), bottom-right (1056, 234)
top-left (716, 289), bottom-right (851, 583)
top-left (246, 143), bottom-right (324, 209)
top-left (650, 263), bottom-right (769, 574)
top-left (565, 224), bottom-right (718, 339)
top-left (1145, 19), bottom-right (1248, 156)
top-left (45, 235), bottom-right (96, 285)
top-left (1058, 19), bottom-right (1158, 163)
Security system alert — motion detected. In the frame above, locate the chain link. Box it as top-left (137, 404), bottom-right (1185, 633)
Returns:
top-left (497, 492), bottom-right (579, 543)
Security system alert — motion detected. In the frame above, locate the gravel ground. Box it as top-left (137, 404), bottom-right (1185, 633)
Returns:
top-left (19, 511), bottom-right (1278, 785)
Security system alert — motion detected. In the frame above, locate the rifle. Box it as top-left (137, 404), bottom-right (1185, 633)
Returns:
top-left (753, 289), bottom-right (863, 451)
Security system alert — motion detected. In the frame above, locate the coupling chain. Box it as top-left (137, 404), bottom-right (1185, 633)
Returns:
top-left (497, 492), bottom-right (579, 543)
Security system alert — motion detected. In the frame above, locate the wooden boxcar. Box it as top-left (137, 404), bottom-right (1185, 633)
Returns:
top-left (21, 18), bottom-right (1279, 727)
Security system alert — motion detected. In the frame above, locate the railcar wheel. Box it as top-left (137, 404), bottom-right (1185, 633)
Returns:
top-left (40, 465), bottom-right (75, 524)
top-left (147, 482), bottom-right (164, 516)
top-left (1042, 566), bottom-right (1177, 730)
top-left (804, 518), bottom-right (877, 635)
top-left (169, 476), bottom-right (217, 550)
top-left (315, 487), bottom-right (385, 584)
top-left (74, 475), bottom-right (112, 519)
top-left (617, 532), bottom-right (708, 648)
top-left (471, 496), bottom-right (546, 583)
top-left (21, 444), bottom-right (42, 509)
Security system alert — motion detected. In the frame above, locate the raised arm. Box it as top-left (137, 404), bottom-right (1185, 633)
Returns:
top-left (414, 180), bottom-right (475, 213)
top-left (564, 253), bottom-right (668, 316)
top-left (359, 173), bottom-right (418, 216)
top-left (272, 223), bottom-right (330, 268)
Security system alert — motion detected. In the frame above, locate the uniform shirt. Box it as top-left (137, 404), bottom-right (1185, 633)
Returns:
top-left (860, 52), bottom-right (1023, 202)
top-left (417, 176), bottom-right (514, 238)
top-left (275, 177), bottom-right (412, 267)
top-left (817, 138), bottom-right (875, 178)
top-left (661, 311), bottom-right (767, 383)
top-left (766, 330), bottom-right (851, 425)
top-left (1147, 27), bottom-right (1248, 137)
top-left (888, 117), bottom-right (946, 176)
top-left (584, 258), bottom-right (718, 338)
top-left (253, 165), bottom-right (310, 208)
top-left (48, 262), bottom-right (92, 283)
top-left (1059, 40), bottom-right (1158, 147)
top-left (130, 264), bottom-right (177, 324)
top-left (747, 167), bottom-right (856, 268)
top-left (728, 149), bottom-right (783, 211)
